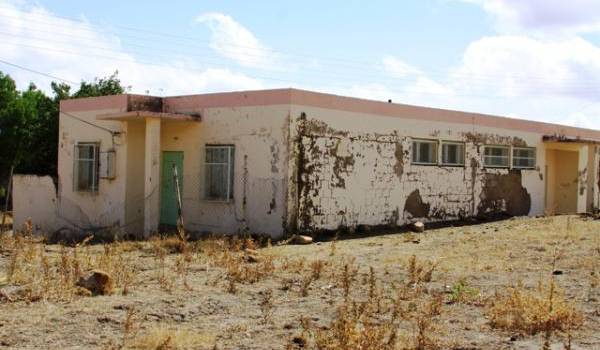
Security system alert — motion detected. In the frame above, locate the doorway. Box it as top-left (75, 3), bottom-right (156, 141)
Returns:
top-left (545, 148), bottom-right (578, 214)
top-left (160, 151), bottom-right (184, 226)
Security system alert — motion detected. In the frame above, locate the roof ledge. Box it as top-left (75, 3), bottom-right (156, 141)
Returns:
top-left (97, 110), bottom-right (201, 122)
top-left (543, 134), bottom-right (600, 145)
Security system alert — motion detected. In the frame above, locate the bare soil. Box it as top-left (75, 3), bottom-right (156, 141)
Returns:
top-left (0, 215), bottom-right (598, 349)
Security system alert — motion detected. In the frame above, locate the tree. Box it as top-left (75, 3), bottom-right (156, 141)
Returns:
top-left (71, 71), bottom-right (125, 98)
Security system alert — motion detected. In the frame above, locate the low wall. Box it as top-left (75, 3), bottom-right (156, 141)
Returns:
top-left (12, 175), bottom-right (58, 234)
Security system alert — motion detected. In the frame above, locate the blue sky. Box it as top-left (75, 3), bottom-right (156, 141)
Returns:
top-left (1, 0), bottom-right (600, 129)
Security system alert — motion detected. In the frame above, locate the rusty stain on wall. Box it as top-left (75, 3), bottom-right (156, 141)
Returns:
top-left (393, 142), bottom-right (404, 179)
top-left (462, 132), bottom-right (527, 147)
top-left (329, 139), bottom-right (355, 189)
top-left (404, 189), bottom-right (431, 218)
top-left (127, 95), bottom-right (163, 112)
top-left (579, 167), bottom-right (587, 196)
top-left (477, 171), bottom-right (531, 216)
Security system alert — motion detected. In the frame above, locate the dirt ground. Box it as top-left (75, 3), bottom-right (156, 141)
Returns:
top-left (0, 215), bottom-right (598, 349)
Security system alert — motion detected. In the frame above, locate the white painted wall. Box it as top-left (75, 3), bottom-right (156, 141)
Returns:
top-left (12, 175), bottom-right (57, 233)
top-left (57, 108), bottom-right (128, 232)
top-left (287, 105), bottom-right (548, 232)
top-left (52, 104), bottom-right (291, 238)
top-left (13, 95), bottom-right (600, 239)
top-left (159, 105), bottom-right (290, 236)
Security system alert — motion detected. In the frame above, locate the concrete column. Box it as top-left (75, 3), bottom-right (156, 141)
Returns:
top-left (144, 117), bottom-right (161, 236)
top-left (577, 145), bottom-right (589, 213)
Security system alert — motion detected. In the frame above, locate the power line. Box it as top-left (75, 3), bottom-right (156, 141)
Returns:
top-left (61, 111), bottom-right (120, 136)
top-left (0, 58), bottom-right (77, 84)
top-left (0, 41), bottom-right (524, 100)
top-left (1, 7), bottom-right (599, 85)
top-left (3, 27), bottom-right (600, 92)
top-left (2, 38), bottom-right (592, 103)
top-left (0, 58), bottom-right (123, 135)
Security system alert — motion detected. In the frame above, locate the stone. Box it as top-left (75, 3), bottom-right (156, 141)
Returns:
top-left (47, 228), bottom-right (89, 245)
top-left (0, 289), bottom-right (13, 302)
top-left (411, 221), bottom-right (425, 233)
top-left (292, 336), bottom-right (306, 347)
top-left (244, 254), bottom-right (261, 263)
top-left (76, 270), bottom-right (113, 296)
top-left (291, 235), bottom-right (313, 245)
top-left (244, 248), bottom-right (259, 255)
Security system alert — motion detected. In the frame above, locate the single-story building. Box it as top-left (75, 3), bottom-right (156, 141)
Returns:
top-left (12, 88), bottom-right (600, 239)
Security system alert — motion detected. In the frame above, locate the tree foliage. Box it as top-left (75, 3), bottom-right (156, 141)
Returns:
top-left (0, 71), bottom-right (125, 205)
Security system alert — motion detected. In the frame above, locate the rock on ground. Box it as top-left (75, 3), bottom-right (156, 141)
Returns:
top-left (76, 270), bottom-right (113, 296)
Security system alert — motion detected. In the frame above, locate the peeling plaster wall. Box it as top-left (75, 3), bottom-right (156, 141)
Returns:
top-left (54, 104), bottom-right (290, 238)
top-left (288, 105), bottom-right (547, 233)
top-left (57, 108), bottom-right (129, 232)
top-left (160, 104), bottom-right (290, 237)
top-left (17, 92), bottom-right (600, 238)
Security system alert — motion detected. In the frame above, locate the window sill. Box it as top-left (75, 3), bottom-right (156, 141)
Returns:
top-left (201, 199), bottom-right (234, 204)
top-left (411, 162), bottom-right (438, 166)
top-left (75, 190), bottom-right (99, 195)
top-left (440, 163), bottom-right (466, 167)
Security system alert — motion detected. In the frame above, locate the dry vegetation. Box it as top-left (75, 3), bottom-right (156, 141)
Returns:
top-left (0, 215), bottom-right (599, 349)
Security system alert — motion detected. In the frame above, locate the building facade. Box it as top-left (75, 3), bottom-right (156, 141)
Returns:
top-left (13, 89), bottom-right (600, 239)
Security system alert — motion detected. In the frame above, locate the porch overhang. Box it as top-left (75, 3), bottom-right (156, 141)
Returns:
top-left (543, 134), bottom-right (600, 145)
top-left (96, 110), bottom-right (201, 122)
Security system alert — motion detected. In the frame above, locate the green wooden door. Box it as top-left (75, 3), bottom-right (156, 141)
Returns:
top-left (160, 151), bottom-right (184, 226)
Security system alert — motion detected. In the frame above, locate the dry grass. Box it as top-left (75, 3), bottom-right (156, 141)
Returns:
top-left (0, 215), bottom-right (598, 349)
top-left (130, 326), bottom-right (215, 349)
top-left (1, 233), bottom-right (137, 301)
top-left (487, 280), bottom-right (584, 335)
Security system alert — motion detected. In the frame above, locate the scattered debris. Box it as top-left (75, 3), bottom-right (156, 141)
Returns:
top-left (76, 270), bottom-right (113, 296)
top-left (291, 235), bottom-right (313, 245)
top-left (292, 336), bottom-right (306, 347)
top-left (411, 221), bottom-right (425, 233)
top-left (0, 288), bottom-right (13, 302)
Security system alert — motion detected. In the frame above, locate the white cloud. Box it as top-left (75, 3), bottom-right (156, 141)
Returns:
top-left (1, 1), bottom-right (599, 129)
top-left (0, 1), bottom-right (265, 95)
top-left (461, 0), bottom-right (600, 34)
top-left (196, 12), bottom-right (281, 70)
top-left (382, 56), bottom-right (422, 78)
top-left (452, 35), bottom-right (600, 100)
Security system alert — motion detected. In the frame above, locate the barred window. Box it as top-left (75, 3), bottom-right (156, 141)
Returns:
top-left (74, 143), bottom-right (99, 192)
top-left (204, 145), bottom-right (235, 201)
top-left (441, 141), bottom-right (465, 166)
top-left (412, 140), bottom-right (438, 165)
top-left (484, 146), bottom-right (510, 167)
top-left (513, 147), bottom-right (536, 169)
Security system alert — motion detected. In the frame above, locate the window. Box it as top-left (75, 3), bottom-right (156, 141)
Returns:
top-left (484, 146), bottom-right (509, 167)
top-left (74, 143), bottom-right (99, 192)
top-left (412, 140), bottom-right (438, 165)
top-left (513, 147), bottom-right (536, 169)
top-left (204, 145), bottom-right (235, 201)
top-left (441, 141), bottom-right (465, 166)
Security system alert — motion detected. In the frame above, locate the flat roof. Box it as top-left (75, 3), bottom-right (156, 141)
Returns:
top-left (60, 88), bottom-right (600, 141)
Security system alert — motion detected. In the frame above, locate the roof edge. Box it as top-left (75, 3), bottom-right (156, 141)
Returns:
top-left (59, 88), bottom-right (600, 141)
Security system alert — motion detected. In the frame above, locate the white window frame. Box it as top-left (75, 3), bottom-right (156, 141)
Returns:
top-left (73, 142), bottom-right (100, 192)
top-left (441, 141), bottom-right (465, 166)
top-left (512, 147), bottom-right (536, 169)
top-left (412, 139), bottom-right (438, 165)
top-left (204, 145), bottom-right (235, 201)
top-left (483, 145), bottom-right (510, 168)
